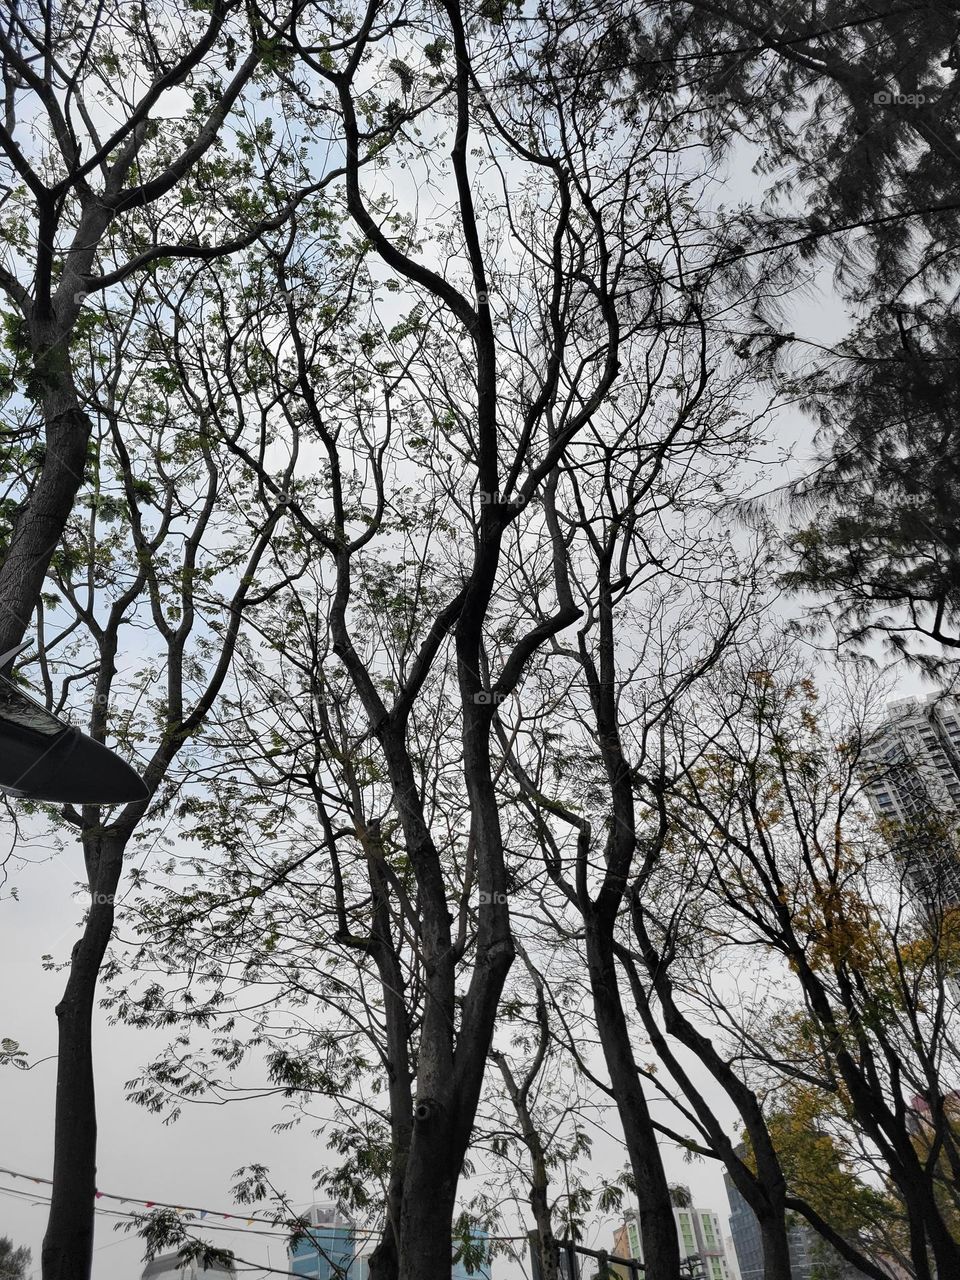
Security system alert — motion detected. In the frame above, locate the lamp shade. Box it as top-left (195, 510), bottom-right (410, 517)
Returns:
top-left (0, 665), bottom-right (148, 805)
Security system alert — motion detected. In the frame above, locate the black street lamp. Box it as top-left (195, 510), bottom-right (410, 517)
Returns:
top-left (0, 646), bottom-right (148, 805)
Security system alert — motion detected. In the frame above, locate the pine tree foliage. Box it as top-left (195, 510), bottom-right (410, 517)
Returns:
top-left (783, 301), bottom-right (960, 664)
top-left (0, 1238), bottom-right (30, 1280)
top-left (586, 0), bottom-right (960, 663)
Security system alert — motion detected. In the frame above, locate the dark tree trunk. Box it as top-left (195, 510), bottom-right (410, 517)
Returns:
top-left (366, 1202), bottom-right (400, 1280)
top-left (791, 958), bottom-right (960, 1280)
top-left (396, 1096), bottom-right (466, 1280)
top-left (923, 1187), bottom-right (960, 1278)
top-left (621, 919), bottom-right (796, 1280)
top-left (901, 1183), bottom-right (934, 1280)
top-left (365, 853), bottom-right (412, 1280)
top-left (388, 588), bottom-right (515, 1278)
top-left (586, 921), bottom-right (680, 1280)
top-left (757, 1211), bottom-right (794, 1280)
top-left (41, 829), bottom-right (126, 1280)
top-left (395, 924), bottom-right (513, 1280)
top-left (0, 346), bottom-right (91, 655)
top-left (492, 1034), bottom-right (559, 1280)
top-left (899, 1171), bottom-right (960, 1280)
top-left (529, 1183), bottom-right (560, 1280)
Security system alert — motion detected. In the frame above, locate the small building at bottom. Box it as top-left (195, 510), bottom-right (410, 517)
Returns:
top-left (140, 1254), bottom-right (234, 1280)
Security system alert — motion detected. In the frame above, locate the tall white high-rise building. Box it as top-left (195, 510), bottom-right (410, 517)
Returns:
top-left (861, 692), bottom-right (960, 906)
top-left (615, 1191), bottom-right (734, 1280)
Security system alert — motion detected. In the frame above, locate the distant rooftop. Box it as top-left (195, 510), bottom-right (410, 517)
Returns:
top-left (140, 1252), bottom-right (234, 1280)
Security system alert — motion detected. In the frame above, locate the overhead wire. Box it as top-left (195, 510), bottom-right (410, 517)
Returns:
top-left (0, 1165), bottom-right (530, 1242)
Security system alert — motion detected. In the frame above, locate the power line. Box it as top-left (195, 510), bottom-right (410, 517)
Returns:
top-left (0, 1165), bottom-right (367, 1236)
top-left (0, 1166), bottom-right (530, 1242)
top-left (0, 1183), bottom-right (289, 1240)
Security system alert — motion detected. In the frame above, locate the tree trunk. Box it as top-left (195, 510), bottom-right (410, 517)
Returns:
top-left (396, 1100), bottom-right (464, 1280)
top-left (41, 829), bottom-right (126, 1280)
top-left (394, 915), bottom-right (512, 1280)
top-left (395, 926), bottom-right (513, 1280)
top-left (900, 1184), bottom-right (933, 1280)
top-left (757, 1211), bottom-right (794, 1280)
top-left (529, 1154), bottom-right (560, 1280)
top-left (366, 1200), bottom-right (400, 1280)
top-left (792, 957), bottom-right (960, 1280)
top-left (0, 337), bottom-right (91, 655)
top-left (586, 921), bottom-right (680, 1280)
top-left (901, 1171), bottom-right (960, 1280)
top-left (621, 923), bottom-right (795, 1280)
top-left (492, 1044), bottom-right (559, 1280)
top-left (365, 854), bottom-right (412, 1280)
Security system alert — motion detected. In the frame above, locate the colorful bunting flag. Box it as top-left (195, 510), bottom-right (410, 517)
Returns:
top-left (0, 1165), bottom-right (368, 1238)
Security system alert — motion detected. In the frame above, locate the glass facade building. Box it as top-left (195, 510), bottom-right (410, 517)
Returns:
top-left (287, 1207), bottom-right (490, 1280)
top-left (723, 1170), bottom-right (812, 1280)
top-left (451, 1236), bottom-right (492, 1280)
top-left (723, 1166), bottom-right (875, 1280)
top-left (287, 1206), bottom-right (368, 1280)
